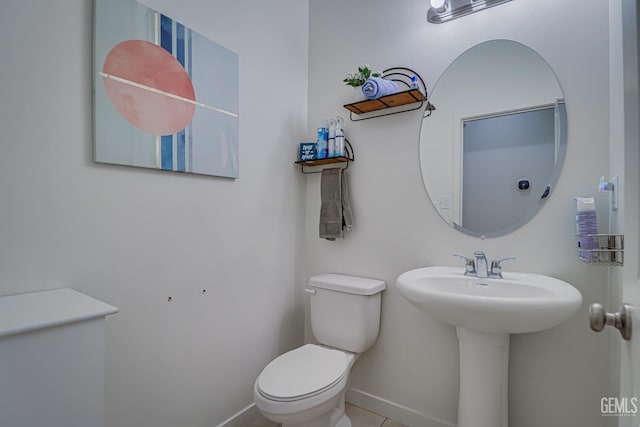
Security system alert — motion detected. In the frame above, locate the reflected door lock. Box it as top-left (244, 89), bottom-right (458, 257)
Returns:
top-left (517, 179), bottom-right (530, 191)
top-left (589, 303), bottom-right (632, 340)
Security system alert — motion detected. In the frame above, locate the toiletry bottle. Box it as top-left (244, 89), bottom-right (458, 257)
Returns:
top-left (575, 197), bottom-right (599, 262)
top-left (335, 116), bottom-right (345, 157)
top-left (328, 119), bottom-right (336, 158)
top-left (410, 75), bottom-right (418, 90)
top-left (316, 119), bottom-right (329, 159)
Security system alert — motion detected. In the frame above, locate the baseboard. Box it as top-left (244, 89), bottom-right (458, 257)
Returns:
top-left (346, 387), bottom-right (455, 427)
top-left (215, 403), bottom-right (262, 427)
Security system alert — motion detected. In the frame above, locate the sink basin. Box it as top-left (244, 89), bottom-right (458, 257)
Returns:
top-left (396, 266), bottom-right (583, 334)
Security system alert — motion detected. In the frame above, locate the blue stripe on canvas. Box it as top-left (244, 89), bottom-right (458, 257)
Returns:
top-left (159, 15), bottom-right (174, 170)
top-left (161, 135), bottom-right (173, 170)
top-left (160, 14), bottom-right (172, 53)
top-left (176, 23), bottom-right (185, 66)
top-left (177, 131), bottom-right (186, 171)
top-left (175, 22), bottom-right (186, 171)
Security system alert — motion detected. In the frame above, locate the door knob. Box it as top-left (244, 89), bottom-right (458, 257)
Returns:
top-left (589, 303), bottom-right (632, 341)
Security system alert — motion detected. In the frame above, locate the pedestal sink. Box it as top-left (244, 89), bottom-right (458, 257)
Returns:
top-left (396, 266), bottom-right (582, 427)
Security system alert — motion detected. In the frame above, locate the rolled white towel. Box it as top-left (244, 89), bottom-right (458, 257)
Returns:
top-left (361, 77), bottom-right (399, 99)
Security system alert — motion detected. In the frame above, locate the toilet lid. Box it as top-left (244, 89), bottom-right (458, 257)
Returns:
top-left (258, 344), bottom-right (347, 401)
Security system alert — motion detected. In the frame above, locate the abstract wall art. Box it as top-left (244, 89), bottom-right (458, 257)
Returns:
top-left (94, 0), bottom-right (239, 178)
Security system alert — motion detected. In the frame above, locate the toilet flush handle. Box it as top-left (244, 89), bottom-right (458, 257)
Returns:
top-left (305, 288), bottom-right (316, 295)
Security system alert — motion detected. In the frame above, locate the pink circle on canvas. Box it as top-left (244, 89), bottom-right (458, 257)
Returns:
top-left (102, 39), bottom-right (196, 135)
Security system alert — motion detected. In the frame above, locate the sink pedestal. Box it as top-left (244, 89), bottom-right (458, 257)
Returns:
top-left (457, 328), bottom-right (509, 427)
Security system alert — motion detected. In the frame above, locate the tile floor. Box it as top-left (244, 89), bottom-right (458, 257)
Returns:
top-left (249, 403), bottom-right (407, 427)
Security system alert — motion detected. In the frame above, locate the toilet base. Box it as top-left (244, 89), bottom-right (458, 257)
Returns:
top-left (333, 411), bottom-right (351, 427)
top-left (281, 408), bottom-right (351, 427)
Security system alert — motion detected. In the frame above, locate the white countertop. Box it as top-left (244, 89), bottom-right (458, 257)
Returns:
top-left (0, 288), bottom-right (119, 338)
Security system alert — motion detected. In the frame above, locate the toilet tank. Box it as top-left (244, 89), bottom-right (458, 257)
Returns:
top-left (308, 274), bottom-right (386, 353)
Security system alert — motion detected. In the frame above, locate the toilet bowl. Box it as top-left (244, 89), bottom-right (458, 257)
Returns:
top-left (254, 344), bottom-right (358, 427)
top-left (253, 274), bottom-right (386, 427)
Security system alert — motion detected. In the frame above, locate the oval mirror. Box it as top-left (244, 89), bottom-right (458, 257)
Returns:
top-left (420, 40), bottom-right (567, 237)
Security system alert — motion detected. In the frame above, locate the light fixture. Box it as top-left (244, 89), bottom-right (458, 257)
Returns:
top-left (427, 0), bottom-right (513, 24)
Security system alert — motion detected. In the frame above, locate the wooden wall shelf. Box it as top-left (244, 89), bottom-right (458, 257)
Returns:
top-left (295, 140), bottom-right (354, 174)
top-left (295, 156), bottom-right (352, 174)
top-left (345, 89), bottom-right (425, 114)
top-left (343, 67), bottom-right (435, 121)
top-left (295, 156), bottom-right (351, 167)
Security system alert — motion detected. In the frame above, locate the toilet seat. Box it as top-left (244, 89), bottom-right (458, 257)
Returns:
top-left (257, 344), bottom-right (347, 402)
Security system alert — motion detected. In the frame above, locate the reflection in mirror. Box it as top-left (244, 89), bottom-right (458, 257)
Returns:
top-left (419, 40), bottom-right (567, 237)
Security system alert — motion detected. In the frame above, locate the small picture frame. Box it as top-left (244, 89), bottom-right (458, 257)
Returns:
top-left (299, 142), bottom-right (316, 161)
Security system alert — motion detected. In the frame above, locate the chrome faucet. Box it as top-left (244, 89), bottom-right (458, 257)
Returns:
top-left (474, 251), bottom-right (489, 278)
top-left (453, 252), bottom-right (515, 279)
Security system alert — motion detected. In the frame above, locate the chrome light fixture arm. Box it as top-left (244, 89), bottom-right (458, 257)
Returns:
top-left (427, 0), bottom-right (513, 24)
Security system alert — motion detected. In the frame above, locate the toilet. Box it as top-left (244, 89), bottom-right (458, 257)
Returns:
top-left (254, 273), bottom-right (386, 427)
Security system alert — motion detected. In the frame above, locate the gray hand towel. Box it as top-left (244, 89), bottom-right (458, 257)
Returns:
top-left (341, 171), bottom-right (353, 231)
top-left (319, 168), bottom-right (343, 241)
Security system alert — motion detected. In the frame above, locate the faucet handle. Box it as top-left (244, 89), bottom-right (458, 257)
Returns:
top-left (453, 254), bottom-right (476, 276)
top-left (490, 257), bottom-right (516, 278)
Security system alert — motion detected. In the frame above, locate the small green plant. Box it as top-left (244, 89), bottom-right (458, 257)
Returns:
top-left (343, 63), bottom-right (381, 87)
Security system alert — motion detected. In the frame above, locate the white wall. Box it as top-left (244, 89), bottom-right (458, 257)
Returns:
top-left (308, 0), bottom-right (611, 426)
top-left (0, 1), bottom-right (308, 426)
